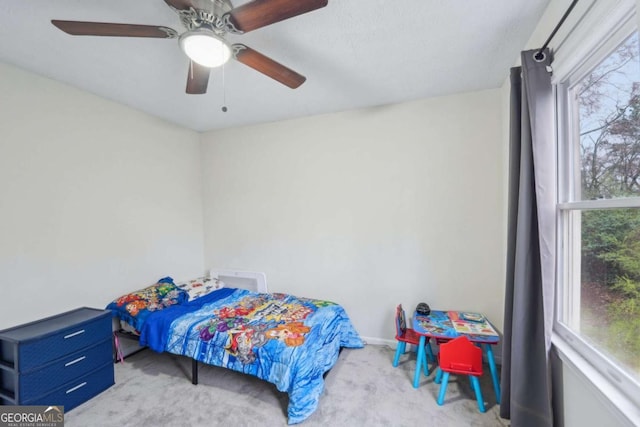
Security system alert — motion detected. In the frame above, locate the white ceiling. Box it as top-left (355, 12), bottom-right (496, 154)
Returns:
top-left (0, 0), bottom-right (550, 132)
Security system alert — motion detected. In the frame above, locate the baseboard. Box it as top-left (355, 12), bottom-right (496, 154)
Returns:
top-left (360, 336), bottom-right (422, 354)
top-left (360, 336), bottom-right (396, 347)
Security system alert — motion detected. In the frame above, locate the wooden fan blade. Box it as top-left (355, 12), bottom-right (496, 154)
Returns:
top-left (233, 44), bottom-right (306, 89)
top-left (163, 0), bottom-right (196, 11)
top-left (51, 20), bottom-right (178, 38)
top-left (186, 61), bottom-right (211, 94)
top-left (225, 0), bottom-right (328, 33)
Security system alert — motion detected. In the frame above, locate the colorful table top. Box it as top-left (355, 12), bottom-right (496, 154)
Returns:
top-left (413, 310), bottom-right (499, 343)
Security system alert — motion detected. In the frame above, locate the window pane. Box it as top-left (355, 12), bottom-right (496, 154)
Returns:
top-left (578, 208), bottom-right (640, 380)
top-left (575, 32), bottom-right (640, 200)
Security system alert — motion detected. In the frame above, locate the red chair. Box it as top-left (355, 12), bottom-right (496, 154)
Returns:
top-left (434, 335), bottom-right (485, 412)
top-left (393, 304), bottom-right (435, 372)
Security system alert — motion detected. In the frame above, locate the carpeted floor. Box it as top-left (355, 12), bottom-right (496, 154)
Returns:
top-left (65, 344), bottom-right (509, 426)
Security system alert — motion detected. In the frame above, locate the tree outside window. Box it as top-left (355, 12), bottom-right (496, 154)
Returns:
top-left (572, 31), bottom-right (640, 377)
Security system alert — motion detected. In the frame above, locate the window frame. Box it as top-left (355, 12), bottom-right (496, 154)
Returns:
top-left (554, 2), bottom-right (640, 412)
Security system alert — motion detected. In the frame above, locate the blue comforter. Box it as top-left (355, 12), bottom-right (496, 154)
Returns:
top-left (138, 288), bottom-right (363, 424)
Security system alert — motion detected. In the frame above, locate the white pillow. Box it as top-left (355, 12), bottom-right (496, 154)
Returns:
top-left (176, 277), bottom-right (224, 301)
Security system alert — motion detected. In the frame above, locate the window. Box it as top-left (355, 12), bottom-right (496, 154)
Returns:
top-left (556, 5), bottom-right (640, 407)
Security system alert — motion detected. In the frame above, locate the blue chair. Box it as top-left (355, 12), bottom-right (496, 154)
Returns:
top-left (393, 304), bottom-right (435, 373)
top-left (434, 335), bottom-right (485, 412)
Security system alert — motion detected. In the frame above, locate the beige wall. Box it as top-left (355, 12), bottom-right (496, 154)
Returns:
top-left (0, 59), bottom-right (505, 343)
top-left (0, 62), bottom-right (205, 329)
top-left (200, 90), bottom-right (505, 341)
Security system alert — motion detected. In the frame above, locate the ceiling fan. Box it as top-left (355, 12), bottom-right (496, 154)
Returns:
top-left (51, 0), bottom-right (328, 94)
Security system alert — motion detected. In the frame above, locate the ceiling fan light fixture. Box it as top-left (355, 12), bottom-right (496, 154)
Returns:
top-left (179, 29), bottom-right (231, 68)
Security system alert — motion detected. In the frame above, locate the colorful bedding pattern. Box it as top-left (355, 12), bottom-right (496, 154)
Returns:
top-left (106, 277), bottom-right (188, 332)
top-left (140, 288), bottom-right (363, 424)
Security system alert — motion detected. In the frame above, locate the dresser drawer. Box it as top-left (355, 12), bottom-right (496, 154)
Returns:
top-left (14, 338), bottom-right (112, 402)
top-left (17, 315), bottom-right (111, 372)
top-left (24, 362), bottom-right (114, 411)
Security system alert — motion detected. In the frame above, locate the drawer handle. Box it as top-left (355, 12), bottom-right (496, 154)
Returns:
top-left (64, 330), bottom-right (85, 339)
top-left (65, 356), bottom-right (86, 367)
top-left (66, 382), bottom-right (87, 394)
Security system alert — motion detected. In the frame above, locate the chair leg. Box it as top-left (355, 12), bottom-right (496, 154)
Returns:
top-left (392, 341), bottom-right (405, 367)
top-left (434, 366), bottom-right (442, 384)
top-left (436, 372), bottom-right (450, 405)
top-left (469, 376), bottom-right (486, 413)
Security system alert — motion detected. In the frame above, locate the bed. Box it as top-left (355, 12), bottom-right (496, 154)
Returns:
top-left (106, 270), bottom-right (363, 424)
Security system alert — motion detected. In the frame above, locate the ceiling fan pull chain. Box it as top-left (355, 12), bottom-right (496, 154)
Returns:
top-left (189, 60), bottom-right (193, 79)
top-left (222, 63), bottom-right (228, 112)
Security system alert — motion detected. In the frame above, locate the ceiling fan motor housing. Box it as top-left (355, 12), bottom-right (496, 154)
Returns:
top-left (176, 0), bottom-right (235, 34)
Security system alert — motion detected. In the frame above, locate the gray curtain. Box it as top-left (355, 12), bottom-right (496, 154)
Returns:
top-left (501, 49), bottom-right (556, 427)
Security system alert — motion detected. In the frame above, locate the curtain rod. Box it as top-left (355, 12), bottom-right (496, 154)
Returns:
top-left (534, 0), bottom-right (579, 60)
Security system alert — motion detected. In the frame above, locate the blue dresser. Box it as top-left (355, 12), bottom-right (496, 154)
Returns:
top-left (0, 307), bottom-right (114, 411)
